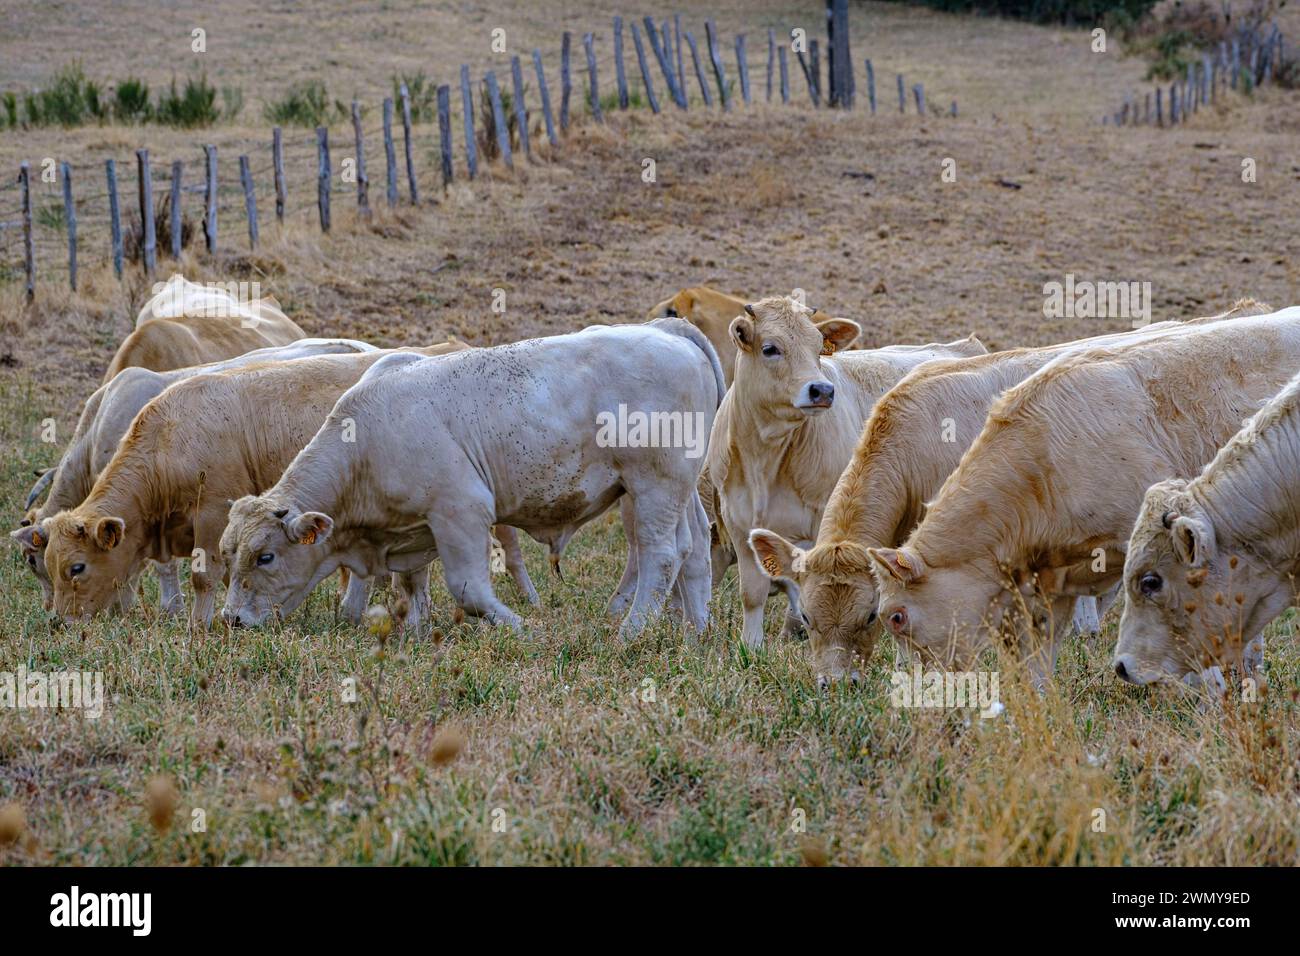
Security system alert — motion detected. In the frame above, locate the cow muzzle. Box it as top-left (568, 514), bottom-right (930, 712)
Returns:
top-left (795, 380), bottom-right (835, 412)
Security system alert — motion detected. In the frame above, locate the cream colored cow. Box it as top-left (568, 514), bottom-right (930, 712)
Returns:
top-left (707, 295), bottom-right (985, 648)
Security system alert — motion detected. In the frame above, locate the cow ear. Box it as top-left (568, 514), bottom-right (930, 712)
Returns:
top-left (817, 318), bottom-right (861, 354)
top-left (10, 524), bottom-right (46, 553)
top-left (867, 546), bottom-right (925, 585)
top-left (93, 516), bottom-right (126, 551)
top-left (289, 511), bottom-right (334, 546)
top-left (730, 315), bottom-right (756, 352)
top-left (749, 529), bottom-right (803, 581)
top-left (1170, 515), bottom-right (1215, 568)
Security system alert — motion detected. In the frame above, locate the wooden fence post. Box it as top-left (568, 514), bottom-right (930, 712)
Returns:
top-left (809, 39), bottom-right (821, 103)
top-left (736, 35), bottom-right (751, 105)
top-left (561, 32), bottom-right (573, 131)
top-left (897, 73), bottom-right (905, 113)
top-left (1155, 86), bottom-right (1163, 127)
top-left (1170, 83), bottom-right (1179, 124)
top-left (382, 99), bottom-right (398, 203)
top-left (675, 15), bottom-right (685, 98)
top-left (437, 85), bottom-right (453, 185)
top-left (865, 59), bottom-right (876, 114)
top-left (705, 20), bottom-right (730, 109)
top-left (1231, 38), bottom-right (1240, 89)
top-left (645, 16), bottom-right (685, 108)
top-left (913, 83), bottom-right (924, 115)
top-left (460, 68), bottom-right (479, 178)
top-left (400, 83), bottom-right (420, 203)
top-left (778, 45), bottom-right (790, 103)
top-left (511, 56), bottom-right (531, 159)
top-left (239, 154), bottom-right (258, 250)
top-left (170, 160), bottom-right (183, 259)
top-left (583, 33), bottom-right (603, 122)
top-left (19, 162), bottom-right (33, 300)
top-left (614, 17), bottom-right (629, 109)
top-left (686, 32), bottom-right (713, 106)
top-left (137, 149), bottom-right (156, 275)
top-left (60, 161), bottom-right (76, 291)
top-left (105, 159), bottom-right (122, 277)
top-left (273, 127), bottom-right (287, 221)
top-left (316, 127), bottom-right (331, 232)
top-left (351, 101), bottom-right (370, 215)
top-left (204, 145), bottom-right (217, 253)
top-left (632, 23), bottom-right (662, 114)
top-left (797, 49), bottom-right (818, 105)
top-left (767, 29), bottom-right (776, 102)
top-left (533, 50), bottom-right (558, 146)
top-left (485, 70), bottom-right (514, 169)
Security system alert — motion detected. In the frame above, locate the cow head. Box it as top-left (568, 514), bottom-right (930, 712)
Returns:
top-left (220, 495), bottom-right (335, 627)
top-left (39, 510), bottom-right (134, 620)
top-left (750, 530), bottom-right (883, 685)
top-left (1114, 480), bottom-right (1278, 685)
top-left (730, 297), bottom-right (860, 424)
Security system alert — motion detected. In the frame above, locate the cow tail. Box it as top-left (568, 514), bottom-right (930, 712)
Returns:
top-left (646, 317), bottom-right (727, 408)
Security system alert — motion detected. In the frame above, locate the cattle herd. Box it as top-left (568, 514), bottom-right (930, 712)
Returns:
top-left (10, 276), bottom-right (1299, 700)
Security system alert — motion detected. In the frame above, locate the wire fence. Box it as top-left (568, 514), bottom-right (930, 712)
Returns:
top-left (3, 8), bottom-right (956, 299)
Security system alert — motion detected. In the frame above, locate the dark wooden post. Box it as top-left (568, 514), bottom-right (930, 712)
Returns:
top-left (614, 17), bottom-right (629, 109)
top-left (170, 160), bottom-right (183, 259)
top-left (137, 149), bottom-right (156, 275)
top-left (533, 50), bottom-right (557, 146)
top-left (316, 127), bottom-right (331, 232)
top-left (485, 70), bottom-right (514, 169)
top-left (399, 83), bottom-right (419, 203)
top-left (674, 15), bottom-right (685, 98)
top-left (632, 23), bottom-right (661, 114)
top-left (809, 40), bottom-right (821, 103)
top-left (19, 162), bottom-right (33, 300)
top-left (204, 145), bottom-right (217, 253)
top-left (797, 48), bottom-right (818, 106)
top-left (913, 83), bottom-right (924, 115)
top-left (897, 73), bottom-right (905, 113)
top-left (779, 45), bottom-right (790, 104)
top-left (510, 56), bottom-right (531, 159)
top-left (239, 154), bottom-right (258, 249)
top-left (686, 31), bottom-right (713, 106)
top-left (583, 33), bottom-right (603, 122)
top-left (382, 98), bottom-right (398, 204)
top-left (705, 20), bottom-right (730, 109)
top-left (829, 0), bottom-right (851, 108)
top-left (437, 85), bottom-right (453, 185)
top-left (460, 68), bottom-right (478, 178)
top-left (273, 126), bottom-right (287, 220)
top-left (736, 35), bottom-right (751, 105)
top-left (60, 161), bottom-right (76, 291)
top-left (105, 159), bottom-right (122, 277)
top-left (1155, 86), bottom-right (1163, 127)
top-left (351, 101), bottom-right (369, 214)
top-left (561, 32), bottom-right (573, 131)
top-left (645, 16), bottom-right (685, 108)
top-left (865, 59), bottom-right (876, 114)
top-left (767, 29), bottom-right (776, 102)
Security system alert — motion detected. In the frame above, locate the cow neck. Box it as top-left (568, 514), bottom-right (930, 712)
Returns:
top-left (819, 418), bottom-right (914, 554)
top-left (277, 434), bottom-right (356, 531)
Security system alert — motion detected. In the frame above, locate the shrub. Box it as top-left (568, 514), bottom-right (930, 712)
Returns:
top-left (263, 79), bottom-right (345, 127)
top-left (113, 77), bottom-right (151, 122)
top-left (24, 63), bottom-right (104, 127)
top-left (392, 70), bottom-right (438, 123)
top-left (155, 73), bottom-right (221, 127)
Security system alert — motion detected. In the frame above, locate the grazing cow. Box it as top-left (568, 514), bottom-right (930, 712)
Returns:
top-left (705, 295), bottom-right (986, 649)
top-left (647, 286), bottom-right (834, 387)
top-left (1114, 369), bottom-right (1300, 686)
top-left (11, 339), bottom-right (378, 614)
top-left (36, 345), bottom-right (542, 630)
top-left (219, 319), bottom-right (724, 639)
top-left (866, 306), bottom-right (1300, 682)
top-left (749, 304), bottom-right (1265, 683)
top-left (102, 275), bottom-right (305, 382)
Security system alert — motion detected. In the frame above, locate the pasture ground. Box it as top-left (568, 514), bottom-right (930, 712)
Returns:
top-left (0, 1), bottom-right (1297, 864)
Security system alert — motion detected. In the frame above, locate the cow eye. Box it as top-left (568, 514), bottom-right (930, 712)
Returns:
top-left (867, 610), bottom-right (878, 624)
top-left (70, 563), bottom-right (85, 577)
top-left (761, 343), bottom-right (781, 358)
top-left (257, 552), bottom-right (275, 566)
top-left (1139, 571), bottom-right (1162, 597)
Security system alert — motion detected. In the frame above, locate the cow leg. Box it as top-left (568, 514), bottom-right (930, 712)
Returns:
top-left (189, 512), bottom-right (227, 631)
top-left (620, 486), bottom-right (690, 640)
top-left (393, 564), bottom-right (432, 635)
top-left (494, 525), bottom-right (540, 606)
top-left (780, 579), bottom-right (805, 640)
top-left (607, 496), bottom-right (639, 618)
top-left (669, 491), bottom-right (711, 633)
top-left (427, 507), bottom-right (522, 629)
top-left (154, 559), bottom-right (185, 616)
top-left (339, 571), bottom-right (371, 624)
top-left (736, 541), bottom-right (772, 649)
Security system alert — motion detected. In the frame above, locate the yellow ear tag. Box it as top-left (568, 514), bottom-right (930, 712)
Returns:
top-left (761, 554), bottom-right (781, 577)
top-left (821, 340), bottom-right (836, 356)
top-left (300, 529), bottom-right (317, 545)
top-left (894, 552), bottom-right (912, 572)
top-left (31, 530), bottom-right (44, 547)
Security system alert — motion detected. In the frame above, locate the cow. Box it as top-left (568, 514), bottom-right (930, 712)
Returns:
top-left (11, 339), bottom-right (378, 614)
top-left (1113, 369), bottom-right (1300, 687)
top-left (218, 319), bottom-right (725, 639)
top-left (102, 275), bottom-right (305, 382)
top-left (36, 344), bottom-right (540, 631)
top-left (647, 286), bottom-right (835, 388)
top-left (865, 306), bottom-right (1300, 685)
top-left (749, 303), bottom-right (1267, 684)
top-left (704, 295), bottom-right (986, 649)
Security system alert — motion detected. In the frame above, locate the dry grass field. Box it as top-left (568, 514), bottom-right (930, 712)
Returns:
top-left (0, 1), bottom-right (1297, 865)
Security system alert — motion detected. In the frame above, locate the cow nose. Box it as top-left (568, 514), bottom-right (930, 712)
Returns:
top-left (1113, 657), bottom-right (1136, 684)
top-left (221, 607), bottom-right (244, 628)
top-left (807, 381), bottom-right (834, 405)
